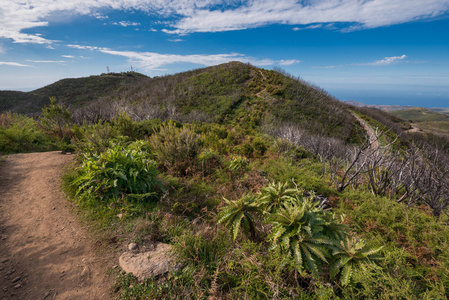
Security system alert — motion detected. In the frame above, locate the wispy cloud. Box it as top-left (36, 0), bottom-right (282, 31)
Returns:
top-left (357, 55), bottom-right (408, 66)
top-left (168, 38), bottom-right (184, 42)
top-left (1, 0), bottom-right (449, 43)
top-left (315, 55), bottom-right (408, 68)
top-left (163, 0), bottom-right (449, 34)
top-left (92, 12), bottom-right (108, 20)
top-left (112, 21), bottom-right (141, 27)
top-left (25, 60), bottom-right (65, 63)
top-left (68, 44), bottom-right (300, 70)
top-left (292, 24), bottom-right (323, 31)
top-left (61, 55), bottom-right (75, 58)
top-left (278, 59), bottom-right (301, 66)
top-left (0, 61), bottom-right (32, 67)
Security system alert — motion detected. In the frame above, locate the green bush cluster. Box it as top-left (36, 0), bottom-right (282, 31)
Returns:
top-left (0, 112), bottom-right (57, 154)
top-left (149, 122), bottom-right (202, 176)
top-left (73, 140), bottom-right (161, 206)
top-left (218, 182), bottom-right (383, 285)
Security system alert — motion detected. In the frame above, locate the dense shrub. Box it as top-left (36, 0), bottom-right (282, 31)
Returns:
top-left (149, 122), bottom-right (202, 176)
top-left (73, 140), bottom-right (161, 205)
top-left (0, 112), bottom-right (57, 154)
top-left (71, 121), bottom-right (120, 154)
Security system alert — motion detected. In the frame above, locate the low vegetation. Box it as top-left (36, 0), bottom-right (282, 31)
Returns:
top-left (391, 107), bottom-right (449, 123)
top-left (2, 62), bottom-right (449, 299)
top-left (0, 111), bottom-right (59, 154)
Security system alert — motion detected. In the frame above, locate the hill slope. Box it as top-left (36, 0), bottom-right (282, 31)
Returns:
top-left (0, 72), bottom-right (147, 116)
top-left (73, 62), bottom-right (360, 141)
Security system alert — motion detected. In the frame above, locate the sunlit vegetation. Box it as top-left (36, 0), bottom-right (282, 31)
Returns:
top-left (2, 62), bottom-right (449, 298)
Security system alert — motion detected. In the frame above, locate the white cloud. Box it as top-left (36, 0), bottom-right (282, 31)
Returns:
top-left (0, 45), bottom-right (4, 54)
top-left (358, 55), bottom-right (408, 66)
top-left (112, 21), bottom-right (141, 27)
top-left (278, 59), bottom-right (301, 66)
top-left (26, 60), bottom-right (65, 63)
top-left (168, 38), bottom-right (184, 42)
top-left (163, 0), bottom-right (449, 34)
top-left (92, 12), bottom-right (108, 20)
top-left (0, 61), bottom-right (32, 67)
top-left (1, 0), bottom-right (448, 43)
top-left (292, 24), bottom-right (323, 31)
top-left (315, 54), bottom-right (408, 68)
top-left (46, 45), bottom-right (55, 49)
top-left (67, 44), bottom-right (300, 70)
top-left (61, 55), bottom-right (75, 58)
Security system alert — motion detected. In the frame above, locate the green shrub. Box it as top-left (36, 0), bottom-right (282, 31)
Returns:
top-left (73, 140), bottom-right (161, 206)
top-left (240, 142), bottom-right (254, 157)
top-left (39, 97), bottom-right (72, 139)
top-left (198, 148), bottom-right (221, 176)
top-left (72, 121), bottom-right (121, 154)
top-left (0, 112), bottom-right (57, 154)
top-left (266, 198), bottom-right (331, 277)
top-left (228, 154), bottom-right (249, 173)
top-left (217, 194), bottom-right (260, 240)
top-left (149, 122), bottom-right (202, 176)
top-left (174, 230), bottom-right (231, 270)
top-left (112, 112), bottom-right (162, 140)
top-left (252, 137), bottom-right (267, 156)
top-left (329, 236), bottom-right (383, 286)
top-left (257, 181), bottom-right (297, 214)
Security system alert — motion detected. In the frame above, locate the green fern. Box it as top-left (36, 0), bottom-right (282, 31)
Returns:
top-left (217, 194), bottom-right (261, 240)
top-left (330, 236), bottom-right (383, 286)
top-left (257, 181), bottom-right (297, 214)
top-left (266, 200), bottom-right (331, 277)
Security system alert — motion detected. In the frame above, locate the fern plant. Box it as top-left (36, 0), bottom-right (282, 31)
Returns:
top-left (217, 194), bottom-right (260, 240)
top-left (329, 236), bottom-right (383, 286)
top-left (266, 200), bottom-right (331, 277)
top-left (257, 181), bottom-right (297, 214)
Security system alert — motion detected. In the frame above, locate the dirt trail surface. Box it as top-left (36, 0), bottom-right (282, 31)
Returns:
top-left (0, 152), bottom-right (112, 300)
top-left (352, 113), bottom-right (380, 152)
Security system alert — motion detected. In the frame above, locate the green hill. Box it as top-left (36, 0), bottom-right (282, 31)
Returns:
top-left (0, 72), bottom-right (147, 116)
top-left (73, 62), bottom-right (361, 141)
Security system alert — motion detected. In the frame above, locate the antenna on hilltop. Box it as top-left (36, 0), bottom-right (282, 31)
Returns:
top-left (106, 66), bottom-right (110, 73)
top-left (131, 65), bottom-right (134, 72)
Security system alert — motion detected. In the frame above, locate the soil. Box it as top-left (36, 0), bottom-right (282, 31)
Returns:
top-left (0, 151), bottom-right (113, 300)
top-left (352, 113), bottom-right (380, 152)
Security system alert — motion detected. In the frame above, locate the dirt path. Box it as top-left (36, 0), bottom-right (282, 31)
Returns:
top-left (0, 152), bottom-right (112, 300)
top-left (407, 123), bottom-right (421, 133)
top-left (352, 113), bottom-right (380, 152)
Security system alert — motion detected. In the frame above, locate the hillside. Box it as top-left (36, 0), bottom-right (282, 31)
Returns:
top-left (0, 72), bottom-right (147, 116)
top-left (2, 62), bottom-right (449, 299)
top-left (71, 62), bottom-right (362, 142)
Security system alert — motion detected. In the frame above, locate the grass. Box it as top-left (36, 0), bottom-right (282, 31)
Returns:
top-left (391, 108), bottom-right (449, 122)
top-left (414, 121), bottom-right (449, 137)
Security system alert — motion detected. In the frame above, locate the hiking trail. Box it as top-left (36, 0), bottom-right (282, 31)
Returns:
top-left (0, 151), bottom-right (112, 300)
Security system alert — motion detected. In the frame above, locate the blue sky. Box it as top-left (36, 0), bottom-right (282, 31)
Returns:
top-left (1, 0), bottom-right (449, 107)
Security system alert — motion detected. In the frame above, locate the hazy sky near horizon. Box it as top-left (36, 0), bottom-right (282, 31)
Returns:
top-left (1, 0), bottom-right (448, 107)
